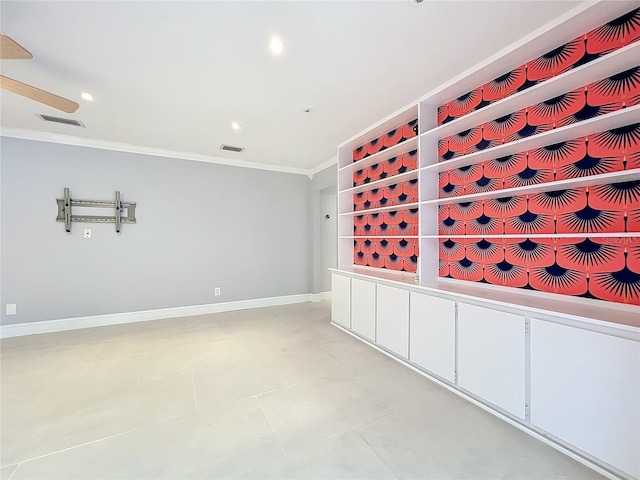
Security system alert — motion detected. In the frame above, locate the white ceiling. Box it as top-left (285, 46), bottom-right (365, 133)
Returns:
top-left (0, 1), bottom-right (586, 172)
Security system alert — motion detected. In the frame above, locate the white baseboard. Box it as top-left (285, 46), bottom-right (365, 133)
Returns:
top-left (311, 291), bottom-right (332, 303)
top-left (0, 294), bottom-right (314, 339)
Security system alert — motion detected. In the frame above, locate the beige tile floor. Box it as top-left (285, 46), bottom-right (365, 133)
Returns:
top-left (1, 301), bottom-right (602, 479)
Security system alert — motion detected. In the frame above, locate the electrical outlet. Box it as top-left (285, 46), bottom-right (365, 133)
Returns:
top-left (6, 304), bottom-right (16, 315)
top-left (215, 287), bottom-right (221, 296)
top-left (84, 229), bottom-right (92, 238)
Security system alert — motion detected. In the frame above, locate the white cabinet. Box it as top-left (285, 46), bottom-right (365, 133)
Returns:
top-left (457, 303), bottom-right (525, 418)
top-left (530, 319), bottom-right (640, 479)
top-left (351, 278), bottom-right (376, 341)
top-left (376, 284), bottom-right (409, 358)
top-left (331, 273), bottom-right (350, 329)
top-left (409, 292), bottom-right (456, 382)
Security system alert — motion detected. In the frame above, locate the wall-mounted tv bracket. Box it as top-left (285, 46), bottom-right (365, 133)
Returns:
top-left (56, 187), bottom-right (136, 233)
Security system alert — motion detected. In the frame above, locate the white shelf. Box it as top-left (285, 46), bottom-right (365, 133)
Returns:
top-left (422, 169), bottom-right (640, 205)
top-left (339, 202), bottom-right (420, 217)
top-left (330, 267), bottom-right (640, 330)
top-left (338, 104), bottom-right (418, 156)
top-left (339, 137), bottom-right (418, 174)
top-left (419, 42), bottom-right (640, 143)
top-left (420, 106), bottom-right (640, 173)
top-left (339, 170), bottom-right (418, 195)
top-left (341, 236), bottom-right (419, 239)
top-left (421, 233), bottom-right (640, 239)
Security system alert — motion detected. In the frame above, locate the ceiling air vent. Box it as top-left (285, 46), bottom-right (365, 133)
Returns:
top-left (220, 144), bottom-right (244, 153)
top-left (37, 114), bottom-right (85, 127)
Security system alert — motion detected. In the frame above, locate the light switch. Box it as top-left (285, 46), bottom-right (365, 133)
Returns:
top-left (84, 229), bottom-right (92, 238)
top-left (6, 304), bottom-right (16, 315)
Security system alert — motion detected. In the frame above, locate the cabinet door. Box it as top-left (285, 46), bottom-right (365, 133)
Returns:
top-left (409, 292), bottom-right (456, 382)
top-left (351, 278), bottom-right (376, 341)
top-left (530, 319), bottom-right (640, 479)
top-left (458, 303), bottom-right (525, 418)
top-left (376, 284), bottom-right (409, 358)
top-left (331, 273), bottom-right (351, 329)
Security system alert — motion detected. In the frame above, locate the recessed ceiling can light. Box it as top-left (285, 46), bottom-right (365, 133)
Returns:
top-left (270, 36), bottom-right (285, 55)
top-left (231, 121), bottom-right (241, 130)
top-left (81, 92), bottom-right (93, 101)
top-left (303, 107), bottom-right (313, 114)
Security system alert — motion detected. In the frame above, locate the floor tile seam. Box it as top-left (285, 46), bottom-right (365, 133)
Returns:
top-left (3, 416), bottom-right (181, 468)
top-left (88, 343), bottom-right (104, 363)
top-left (191, 371), bottom-right (198, 412)
top-left (135, 353), bottom-right (147, 383)
top-left (316, 341), bottom-right (347, 367)
top-left (3, 462), bottom-right (19, 480)
top-left (251, 368), bottom-right (349, 403)
top-left (280, 412), bottom-right (393, 458)
top-left (2, 369), bottom-right (191, 414)
top-left (254, 396), bottom-right (288, 458)
top-left (353, 426), bottom-right (403, 480)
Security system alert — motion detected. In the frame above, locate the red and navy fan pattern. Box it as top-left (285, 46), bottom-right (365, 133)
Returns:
top-left (439, 124), bottom-right (640, 198)
top-left (354, 237), bottom-right (419, 273)
top-left (353, 120), bottom-right (418, 161)
top-left (438, 67), bottom-right (640, 162)
top-left (352, 120), bottom-right (419, 273)
top-left (439, 235), bottom-right (640, 305)
top-left (353, 150), bottom-right (417, 187)
top-left (437, 7), bottom-right (640, 125)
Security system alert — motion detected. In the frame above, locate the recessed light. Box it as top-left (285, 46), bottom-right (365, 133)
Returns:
top-left (231, 122), bottom-right (241, 130)
top-left (303, 107), bottom-right (313, 114)
top-left (270, 36), bottom-right (284, 55)
top-left (81, 92), bottom-right (93, 101)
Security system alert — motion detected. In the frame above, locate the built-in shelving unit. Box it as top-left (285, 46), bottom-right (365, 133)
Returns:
top-left (334, 4), bottom-right (640, 477)
top-left (419, 106), bottom-right (640, 173)
top-left (421, 170), bottom-right (640, 205)
top-left (337, 2), bottom-right (640, 289)
top-left (417, 41), bottom-right (640, 140)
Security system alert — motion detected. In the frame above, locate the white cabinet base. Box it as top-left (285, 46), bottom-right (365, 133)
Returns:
top-left (530, 319), bottom-right (640, 479)
top-left (351, 278), bottom-right (376, 341)
top-left (376, 284), bottom-right (409, 358)
top-left (331, 273), bottom-right (350, 329)
top-left (454, 303), bottom-right (526, 419)
top-left (409, 292), bottom-right (456, 382)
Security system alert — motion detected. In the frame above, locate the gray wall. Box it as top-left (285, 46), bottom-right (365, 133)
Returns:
top-left (0, 138), bottom-right (312, 325)
top-left (310, 162), bottom-right (337, 293)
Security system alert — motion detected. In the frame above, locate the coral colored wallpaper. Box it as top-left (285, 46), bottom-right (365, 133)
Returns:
top-left (436, 7), bottom-right (640, 305)
top-left (439, 236), bottom-right (640, 305)
top-left (353, 120), bottom-right (418, 161)
top-left (351, 120), bottom-right (419, 273)
top-left (437, 8), bottom-right (640, 125)
top-left (439, 124), bottom-right (640, 198)
top-left (438, 66), bottom-right (640, 163)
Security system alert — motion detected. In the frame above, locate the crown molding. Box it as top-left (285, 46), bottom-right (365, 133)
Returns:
top-left (309, 155), bottom-right (337, 178)
top-left (0, 127), bottom-right (311, 176)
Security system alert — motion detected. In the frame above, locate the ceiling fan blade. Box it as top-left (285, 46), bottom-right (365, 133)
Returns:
top-left (0, 75), bottom-right (79, 113)
top-left (1, 34), bottom-right (33, 59)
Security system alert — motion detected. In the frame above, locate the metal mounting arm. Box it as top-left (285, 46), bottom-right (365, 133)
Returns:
top-left (56, 187), bottom-right (136, 233)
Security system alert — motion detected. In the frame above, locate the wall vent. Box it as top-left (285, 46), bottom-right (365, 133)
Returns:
top-left (220, 144), bottom-right (244, 153)
top-left (37, 114), bottom-right (85, 127)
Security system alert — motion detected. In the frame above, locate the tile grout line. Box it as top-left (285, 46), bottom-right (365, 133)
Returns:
top-left (316, 413), bottom-right (391, 446)
top-left (2, 420), bottom-right (156, 468)
top-left (255, 396), bottom-right (288, 457)
top-left (191, 371), bottom-right (198, 412)
top-left (3, 419), bottom-right (177, 468)
top-left (89, 343), bottom-right (104, 363)
top-left (135, 353), bottom-right (147, 383)
top-left (316, 342), bottom-right (345, 366)
top-left (354, 429), bottom-right (402, 480)
top-left (6, 462), bottom-right (20, 480)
